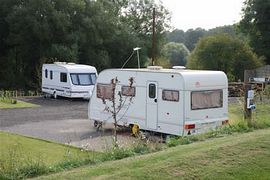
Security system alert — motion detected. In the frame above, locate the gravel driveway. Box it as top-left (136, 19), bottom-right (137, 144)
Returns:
top-left (0, 97), bottom-right (132, 151)
top-left (1, 97), bottom-right (240, 151)
top-left (0, 97), bottom-right (88, 127)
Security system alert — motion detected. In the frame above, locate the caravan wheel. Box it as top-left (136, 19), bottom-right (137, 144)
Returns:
top-left (131, 124), bottom-right (139, 136)
top-left (53, 92), bottom-right (57, 99)
top-left (94, 121), bottom-right (102, 131)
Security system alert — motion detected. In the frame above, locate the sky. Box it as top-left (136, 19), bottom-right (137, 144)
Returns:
top-left (161, 0), bottom-right (245, 31)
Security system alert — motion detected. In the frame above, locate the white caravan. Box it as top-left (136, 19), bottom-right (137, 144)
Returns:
top-left (42, 62), bottom-right (97, 99)
top-left (88, 66), bottom-right (228, 136)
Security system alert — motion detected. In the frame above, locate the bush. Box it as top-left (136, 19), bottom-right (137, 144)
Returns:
top-left (166, 136), bottom-right (190, 147)
top-left (0, 152), bottom-right (47, 180)
top-left (103, 147), bottom-right (134, 161)
top-left (0, 97), bottom-right (17, 104)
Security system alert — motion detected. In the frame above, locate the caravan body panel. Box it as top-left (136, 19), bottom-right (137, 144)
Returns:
top-left (88, 68), bottom-right (228, 136)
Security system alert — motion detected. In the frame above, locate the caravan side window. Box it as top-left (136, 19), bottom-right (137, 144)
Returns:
top-left (50, 71), bottom-right (53, 80)
top-left (162, 90), bottom-right (179, 102)
top-left (121, 86), bottom-right (135, 97)
top-left (45, 69), bottom-right (48, 78)
top-left (60, 73), bottom-right (67, 82)
top-left (191, 90), bottom-right (223, 110)
top-left (96, 83), bottom-right (113, 99)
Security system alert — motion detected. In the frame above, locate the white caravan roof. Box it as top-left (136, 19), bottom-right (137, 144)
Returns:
top-left (103, 68), bottom-right (228, 90)
top-left (43, 63), bottom-right (97, 73)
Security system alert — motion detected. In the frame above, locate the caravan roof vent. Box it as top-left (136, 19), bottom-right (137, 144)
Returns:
top-left (54, 62), bottom-right (67, 65)
top-left (147, 66), bottom-right (163, 70)
top-left (172, 66), bottom-right (186, 70)
top-left (67, 62), bottom-right (76, 65)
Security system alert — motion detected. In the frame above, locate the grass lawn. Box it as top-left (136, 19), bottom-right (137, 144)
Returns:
top-left (229, 103), bottom-right (270, 128)
top-left (0, 100), bottom-right (39, 109)
top-left (0, 132), bottom-right (100, 179)
top-left (1, 102), bottom-right (269, 179)
top-left (0, 132), bottom-right (98, 165)
top-left (35, 128), bottom-right (270, 180)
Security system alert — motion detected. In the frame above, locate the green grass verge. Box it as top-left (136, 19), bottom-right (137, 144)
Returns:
top-left (0, 100), bottom-right (39, 109)
top-left (0, 132), bottom-right (100, 179)
top-left (35, 128), bottom-right (270, 180)
top-left (229, 103), bottom-right (270, 128)
top-left (1, 103), bottom-right (269, 179)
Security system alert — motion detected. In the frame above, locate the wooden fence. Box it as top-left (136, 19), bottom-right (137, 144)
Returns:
top-left (0, 90), bottom-right (42, 98)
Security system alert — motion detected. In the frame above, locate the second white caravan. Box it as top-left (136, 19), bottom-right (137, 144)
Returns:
top-left (88, 66), bottom-right (228, 136)
top-left (42, 62), bottom-right (97, 99)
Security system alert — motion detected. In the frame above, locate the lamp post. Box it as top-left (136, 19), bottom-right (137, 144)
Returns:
top-left (133, 47), bottom-right (141, 69)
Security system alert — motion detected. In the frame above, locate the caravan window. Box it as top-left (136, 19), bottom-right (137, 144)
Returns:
top-left (50, 71), bottom-right (53, 80)
top-left (96, 83), bottom-right (113, 99)
top-left (78, 74), bottom-right (91, 85)
top-left (70, 73), bottom-right (96, 86)
top-left (148, 83), bottom-right (156, 98)
top-left (45, 69), bottom-right (48, 78)
top-left (71, 74), bottom-right (79, 85)
top-left (162, 90), bottom-right (179, 102)
top-left (90, 74), bottom-right (97, 84)
top-left (60, 73), bottom-right (67, 82)
top-left (121, 86), bottom-right (135, 97)
top-left (191, 90), bottom-right (223, 110)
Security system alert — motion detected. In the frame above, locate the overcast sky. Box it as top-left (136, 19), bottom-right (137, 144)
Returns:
top-left (161, 0), bottom-right (245, 31)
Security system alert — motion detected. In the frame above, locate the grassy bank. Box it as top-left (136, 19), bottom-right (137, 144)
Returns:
top-left (0, 132), bottom-right (100, 179)
top-left (229, 103), bottom-right (270, 128)
top-left (1, 102), bottom-right (269, 179)
top-left (34, 102), bottom-right (270, 179)
top-left (36, 128), bottom-right (270, 179)
top-left (0, 100), bottom-right (39, 109)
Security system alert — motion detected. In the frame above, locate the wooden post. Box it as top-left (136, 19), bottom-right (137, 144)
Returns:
top-left (151, 8), bottom-right (156, 66)
top-left (244, 70), bottom-right (252, 126)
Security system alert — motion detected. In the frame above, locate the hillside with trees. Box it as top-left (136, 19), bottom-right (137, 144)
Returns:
top-left (0, 0), bottom-right (269, 89)
top-left (0, 0), bottom-right (170, 89)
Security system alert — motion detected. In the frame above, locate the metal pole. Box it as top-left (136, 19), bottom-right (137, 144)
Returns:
top-left (151, 8), bottom-right (156, 66)
top-left (137, 50), bottom-right (140, 69)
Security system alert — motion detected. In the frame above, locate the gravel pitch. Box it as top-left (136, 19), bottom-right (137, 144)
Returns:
top-left (0, 97), bottom-right (134, 151)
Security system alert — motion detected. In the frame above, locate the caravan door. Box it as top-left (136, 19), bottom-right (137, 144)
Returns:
top-left (146, 81), bottom-right (158, 130)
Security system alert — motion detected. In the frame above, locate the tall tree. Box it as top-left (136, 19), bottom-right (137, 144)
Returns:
top-left (0, 0), bottom-right (170, 89)
top-left (166, 29), bottom-right (185, 44)
top-left (187, 34), bottom-right (263, 81)
top-left (161, 42), bottom-right (190, 66)
top-left (240, 0), bottom-right (270, 64)
top-left (119, 0), bottom-right (171, 61)
top-left (184, 28), bottom-right (206, 51)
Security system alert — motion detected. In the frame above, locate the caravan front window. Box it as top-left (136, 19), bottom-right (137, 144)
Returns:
top-left (96, 83), bottom-right (113, 99)
top-left (70, 73), bottom-right (96, 86)
top-left (90, 74), bottom-right (97, 84)
top-left (191, 90), bottom-right (223, 110)
top-left (121, 86), bottom-right (135, 97)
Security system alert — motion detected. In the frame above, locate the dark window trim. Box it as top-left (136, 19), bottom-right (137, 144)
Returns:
top-left (45, 69), bottom-right (48, 78)
top-left (148, 83), bottom-right (156, 98)
top-left (50, 70), bottom-right (53, 80)
top-left (60, 72), bottom-right (67, 83)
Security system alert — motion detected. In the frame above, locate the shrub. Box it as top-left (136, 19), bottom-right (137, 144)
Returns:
top-left (166, 136), bottom-right (190, 147)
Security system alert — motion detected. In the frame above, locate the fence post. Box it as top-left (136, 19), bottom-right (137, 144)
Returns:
top-left (244, 70), bottom-right (252, 126)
